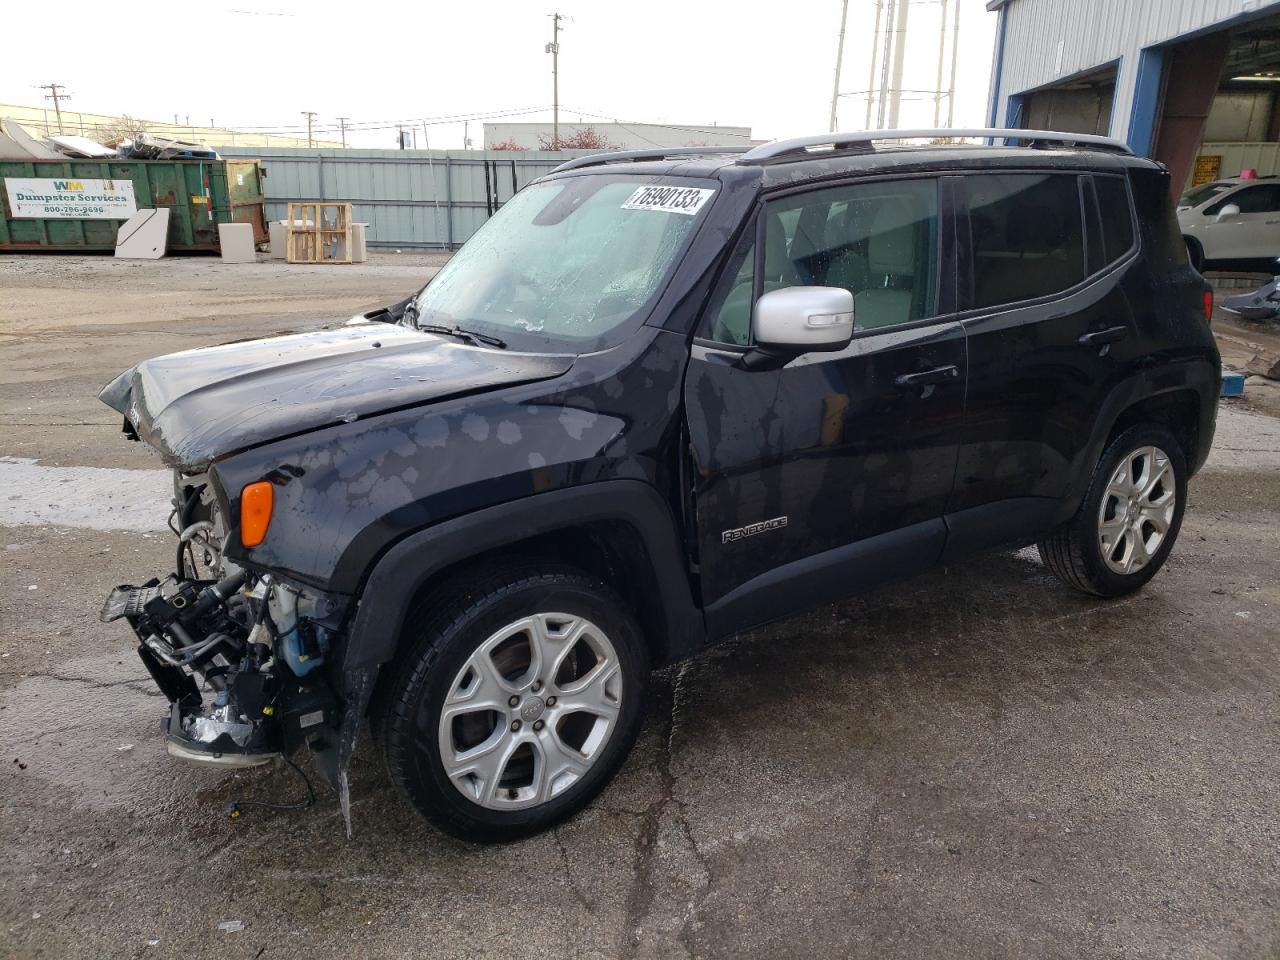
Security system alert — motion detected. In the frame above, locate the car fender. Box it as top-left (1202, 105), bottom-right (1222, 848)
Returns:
top-left (338, 479), bottom-right (705, 673)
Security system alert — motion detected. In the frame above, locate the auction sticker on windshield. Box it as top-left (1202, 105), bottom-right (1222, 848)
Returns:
top-left (622, 185), bottom-right (714, 216)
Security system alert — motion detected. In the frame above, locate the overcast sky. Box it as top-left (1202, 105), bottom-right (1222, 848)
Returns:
top-left (1, 0), bottom-right (997, 149)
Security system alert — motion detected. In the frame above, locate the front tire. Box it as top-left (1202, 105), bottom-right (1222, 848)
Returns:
top-left (1038, 425), bottom-right (1187, 598)
top-left (379, 566), bottom-right (648, 842)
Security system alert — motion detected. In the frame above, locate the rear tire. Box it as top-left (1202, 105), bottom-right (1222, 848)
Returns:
top-left (379, 565), bottom-right (648, 842)
top-left (1038, 424), bottom-right (1187, 598)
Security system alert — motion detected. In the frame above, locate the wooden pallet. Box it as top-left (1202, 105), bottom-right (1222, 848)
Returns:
top-left (286, 202), bottom-right (352, 264)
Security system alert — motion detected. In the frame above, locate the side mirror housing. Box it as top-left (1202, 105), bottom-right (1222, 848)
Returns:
top-left (1215, 203), bottom-right (1241, 222)
top-left (752, 286), bottom-right (854, 354)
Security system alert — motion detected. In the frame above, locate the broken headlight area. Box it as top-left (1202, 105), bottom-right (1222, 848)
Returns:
top-left (100, 473), bottom-right (343, 773)
top-left (101, 571), bottom-right (342, 768)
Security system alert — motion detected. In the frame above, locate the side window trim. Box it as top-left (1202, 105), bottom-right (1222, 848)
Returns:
top-left (1083, 175), bottom-right (1105, 277)
top-left (1093, 172), bottom-right (1140, 267)
top-left (938, 176), bottom-right (964, 317)
top-left (692, 207), bottom-right (761, 346)
top-left (1079, 174), bottom-right (1092, 277)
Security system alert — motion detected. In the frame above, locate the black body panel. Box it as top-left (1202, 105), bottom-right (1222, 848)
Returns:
top-left (100, 144), bottom-right (1221, 684)
top-left (685, 320), bottom-right (966, 617)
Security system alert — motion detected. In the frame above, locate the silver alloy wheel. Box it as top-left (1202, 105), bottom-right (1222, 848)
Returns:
top-left (438, 613), bottom-right (623, 810)
top-left (1097, 444), bottom-right (1176, 575)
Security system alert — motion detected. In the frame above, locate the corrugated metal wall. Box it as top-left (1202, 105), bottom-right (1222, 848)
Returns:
top-left (215, 147), bottom-right (592, 249)
top-left (993, 0), bottom-right (1280, 142)
top-left (1197, 140), bottom-right (1280, 178)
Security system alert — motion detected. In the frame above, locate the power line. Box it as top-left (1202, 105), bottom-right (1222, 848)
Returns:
top-left (336, 116), bottom-right (349, 147)
top-left (300, 110), bottom-right (317, 148)
top-left (214, 104), bottom-right (553, 133)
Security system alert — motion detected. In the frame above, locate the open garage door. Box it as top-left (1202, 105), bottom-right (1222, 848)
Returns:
top-left (1134, 11), bottom-right (1280, 269)
top-left (1133, 13), bottom-right (1280, 195)
top-left (1011, 65), bottom-right (1117, 136)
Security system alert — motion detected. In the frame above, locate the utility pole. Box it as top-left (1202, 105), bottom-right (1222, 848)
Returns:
top-left (301, 110), bottom-right (317, 148)
top-left (337, 117), bottom-right (349, 148)
top-left (547, 13), bottom-right (563, 147)
top-left (829, 0), bottom-right (849, 133)
top-left (934, 0), bottom-right (948, 126)
top-left (886, 0), bottom-right (910, 129)
top-left (876, 0), bottom-right (896, 128)
top-left (946, 0), bottom-right (961, 127)
top-left (864, 0), bottom-right (884, 128)
top-left (39, 83), bottom-right (68, 134)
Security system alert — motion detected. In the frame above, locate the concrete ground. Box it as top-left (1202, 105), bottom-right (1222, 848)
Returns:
top-left (1, 254), bottom-right (1277, 960)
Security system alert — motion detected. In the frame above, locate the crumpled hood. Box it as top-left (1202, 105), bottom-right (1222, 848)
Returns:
top-left (100, 325), bottom-right (574, 469)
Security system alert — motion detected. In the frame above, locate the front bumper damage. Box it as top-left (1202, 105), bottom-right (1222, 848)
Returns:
top-left (100, 561), bottom-right (361, 826)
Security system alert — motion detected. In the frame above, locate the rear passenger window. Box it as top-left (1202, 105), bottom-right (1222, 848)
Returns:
top-left (762, 178), bottom-right (940, 332)
top-left (1094, 175), bottom-right (1135, 263)
top-left (968, 173), bottom-right (1084, 308)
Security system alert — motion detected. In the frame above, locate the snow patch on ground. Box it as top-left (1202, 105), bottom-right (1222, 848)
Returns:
top-left (0, 457), bottom-right (171, 532)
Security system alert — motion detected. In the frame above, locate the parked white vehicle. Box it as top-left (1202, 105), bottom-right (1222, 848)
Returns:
top-left (1178, 177), bottom-right (1280, 268)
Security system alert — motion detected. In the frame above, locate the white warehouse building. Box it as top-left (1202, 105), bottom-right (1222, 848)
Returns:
top-left (988, 0), bottom-right (1280, 193)
top-left (483, 121), bottom-right (753, 151)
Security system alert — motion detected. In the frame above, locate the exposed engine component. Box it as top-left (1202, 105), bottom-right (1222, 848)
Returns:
top-left (171, 471), bottom-right (236, 581)
top-left (101, 476), bottom-right (339, 770)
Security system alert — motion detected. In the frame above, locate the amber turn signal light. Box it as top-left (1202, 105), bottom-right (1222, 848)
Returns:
top-left (240, 481), bottom-right (274, 547)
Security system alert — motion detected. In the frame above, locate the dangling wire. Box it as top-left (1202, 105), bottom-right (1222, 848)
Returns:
top-left (226, 754), bottom-right (317, 819)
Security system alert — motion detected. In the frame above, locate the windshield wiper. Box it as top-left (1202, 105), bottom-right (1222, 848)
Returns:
top-left (418, 323), bottom-right (508, 349)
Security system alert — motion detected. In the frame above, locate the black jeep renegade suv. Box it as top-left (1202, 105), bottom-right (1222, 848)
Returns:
top-left (100, 129), bottom-right (1220, 841)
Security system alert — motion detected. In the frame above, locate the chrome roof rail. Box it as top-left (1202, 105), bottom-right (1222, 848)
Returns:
top-left (736, 128), bottom-right (1132, 165)
top-left (552, 146), bottom-right (751, 174)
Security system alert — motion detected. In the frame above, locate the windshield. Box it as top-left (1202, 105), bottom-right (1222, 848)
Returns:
top-left (1179, 181), bottom-right (1233, 208)
top-left (414, 175), bottom-right (717, 352)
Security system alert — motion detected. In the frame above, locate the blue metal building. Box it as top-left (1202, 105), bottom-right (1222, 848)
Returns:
top-left (988, 0), bottom-right (1280, 190)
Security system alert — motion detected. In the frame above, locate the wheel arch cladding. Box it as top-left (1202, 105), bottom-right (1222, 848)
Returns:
top-left (1069, 361), bottom-right (1217, 505)
top-left (1105, 388), bottom-right (1201, 472)
top-left (339, 480), bottom-right (705, 676)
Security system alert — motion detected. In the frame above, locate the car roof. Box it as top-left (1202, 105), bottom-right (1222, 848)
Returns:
top-left (546, 143), bottom-right (1161, 192)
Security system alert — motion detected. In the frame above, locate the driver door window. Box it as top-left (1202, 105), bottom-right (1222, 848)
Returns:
top-left (705, 179), bottom-right (940, 343)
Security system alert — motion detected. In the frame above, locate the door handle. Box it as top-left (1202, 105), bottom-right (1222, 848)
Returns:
top-left (894, 364), bottom-right (959, 388)
top-left (1078, 325), bottom-right (1128, 347)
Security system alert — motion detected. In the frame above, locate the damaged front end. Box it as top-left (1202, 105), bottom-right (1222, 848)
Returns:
top-left (100, 473), bottom-right (345, 781)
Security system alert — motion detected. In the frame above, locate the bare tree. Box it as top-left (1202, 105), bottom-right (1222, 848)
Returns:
top-left (537, 126), bottom-right (620, 151)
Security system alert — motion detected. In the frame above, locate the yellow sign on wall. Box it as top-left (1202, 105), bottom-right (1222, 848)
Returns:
top-left (1192, 155), bottom-right (1222, 187)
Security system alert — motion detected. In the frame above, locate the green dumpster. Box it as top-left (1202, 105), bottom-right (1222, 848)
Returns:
top-left (0, 158), bottom-right (267, 252)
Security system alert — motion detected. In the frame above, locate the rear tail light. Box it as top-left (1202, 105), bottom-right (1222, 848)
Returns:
top-left (240, 481), bottom-right (274, 547)
top-left (1203, 287), bottom-right (1214, 323)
